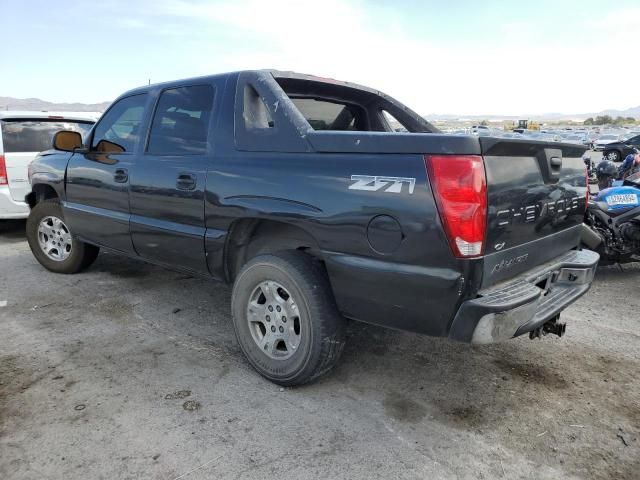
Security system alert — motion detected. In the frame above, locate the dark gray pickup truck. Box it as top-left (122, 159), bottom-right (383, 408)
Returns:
top-left (25, 70), bottom-right (599, 385)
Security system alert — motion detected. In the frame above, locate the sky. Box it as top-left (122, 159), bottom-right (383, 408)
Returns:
top-left (1, 0), bottom-right (639, 116)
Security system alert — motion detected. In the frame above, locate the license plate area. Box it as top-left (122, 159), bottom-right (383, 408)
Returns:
top-left (606, 194), bottom-right (638, 206)
top-left (556, 266), bottom-right (595, 285)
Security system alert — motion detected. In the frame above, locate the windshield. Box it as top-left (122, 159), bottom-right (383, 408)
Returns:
top-left (599, 134), bottom-right (618, 141)
top-left (1, 119), bottom-right (94, 153)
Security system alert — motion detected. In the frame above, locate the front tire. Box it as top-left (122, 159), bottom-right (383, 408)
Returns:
top-left (26, 199), bottom-right (99, 274)
top-left (231, 251), bottom-right (346, 386)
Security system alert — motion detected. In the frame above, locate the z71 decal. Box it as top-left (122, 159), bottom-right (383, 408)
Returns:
top-left (348, 175), bottom-right (416, 194)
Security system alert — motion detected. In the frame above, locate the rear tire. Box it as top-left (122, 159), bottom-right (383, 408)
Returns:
top-left (231, 251), bottom-right (346, 386)
top-left (26, 199), bottom-right (99, 274)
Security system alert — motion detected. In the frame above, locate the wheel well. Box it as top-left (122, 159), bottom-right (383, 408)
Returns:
top-left (605, 149), bottom-right (621, 159)
top-left (225, 219), bottom-right (322, 282)
top-left (26, 184), bottom-right (58, 208)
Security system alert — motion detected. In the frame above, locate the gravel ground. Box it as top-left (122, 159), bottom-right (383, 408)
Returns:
top-left (0, 218), bottom-right (638, 480)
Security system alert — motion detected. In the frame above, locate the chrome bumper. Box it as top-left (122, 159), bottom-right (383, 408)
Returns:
top-left (449, 249), bottom-right (600, 344)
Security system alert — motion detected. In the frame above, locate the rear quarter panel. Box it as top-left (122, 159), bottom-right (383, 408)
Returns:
top-left (205, 150), bottom-right (472, 336)
top-left (4, 152), bottom-right (37, 202)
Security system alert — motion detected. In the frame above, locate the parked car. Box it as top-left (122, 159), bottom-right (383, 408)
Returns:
top-left (563, 134), bottom-right (589, 145)
top-left (602, 134), bottom-right (640, 162)
top-left (500, 132), bottom-right (522, 139)
top-left (593, 133), bottom-right (622, 151)
top-left (586, 132), bottom-right (599, 149)
top-left (523, 132), bottom-right (558, 142)
top-left (0, 112), bottom-right (97, 219)
top-left (25, 70), bottom-right (598, 385)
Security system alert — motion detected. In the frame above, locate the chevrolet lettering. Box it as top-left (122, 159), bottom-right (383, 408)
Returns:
top-left (496, 197), bottom-right (582, 227)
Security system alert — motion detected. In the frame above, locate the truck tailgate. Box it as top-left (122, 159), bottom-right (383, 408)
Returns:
top-left (479, 138), bottom-right (588, 288)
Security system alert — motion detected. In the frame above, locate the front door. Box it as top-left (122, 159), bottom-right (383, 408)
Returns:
top-left (129, 84), bottom-right (215, 274)
top-left (64, 93), bottom-right (149, 253)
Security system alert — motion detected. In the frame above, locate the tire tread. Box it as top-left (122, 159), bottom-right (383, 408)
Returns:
top-left (26, 199), bottom-right (99, 274)
top-left (231, 251), bottom-right (345, 386)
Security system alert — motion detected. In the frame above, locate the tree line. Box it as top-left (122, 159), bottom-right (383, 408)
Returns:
top-left (583, 115), bottom-right (637, 126)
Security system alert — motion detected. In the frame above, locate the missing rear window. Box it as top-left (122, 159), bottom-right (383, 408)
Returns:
top-left (290, 98), bottom-right (363, 131)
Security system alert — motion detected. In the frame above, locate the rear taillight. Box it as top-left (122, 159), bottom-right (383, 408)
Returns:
top-left (425, 155), bottom-right (487, 258)
top-left (0, 155), bottom-right (7, 185)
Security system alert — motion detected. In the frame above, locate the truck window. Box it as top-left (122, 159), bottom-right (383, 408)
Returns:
top-left (290, 98), bottom-right (363, 131)
top-left (1, 120), bottom-right (93, 153)
top-left (381, 110), bottom-right (408, 133)
top-left (243, 85), bottom-right (274, 130)
top-left (91, 94), bottom-right (147, 153)
top-left (147, 85), bottom-right (214, 155)
top-left (272, 76), bottom-right (437, 133)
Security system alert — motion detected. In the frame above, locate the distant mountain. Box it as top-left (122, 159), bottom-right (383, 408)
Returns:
top-left (1, 95), bottom-right (637, 123)
top-left (595, 106), bottom-right (640, 119)
top-left (0, 96), bottom-right (111, 113)
top-left (426, 106), bottom-right (640, 122)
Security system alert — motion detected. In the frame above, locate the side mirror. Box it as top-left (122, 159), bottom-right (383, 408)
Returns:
top-left (53, 130), bottom-right (83, 151)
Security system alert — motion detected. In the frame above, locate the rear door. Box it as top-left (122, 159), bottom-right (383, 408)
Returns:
top-left (0, 118), bottom-right (93, 203)
top-left (479, 138), bottom-right (588, 287)
top-left (65, 94), bottom-right (149, 253)
top-left (129, 84), bottom-right (216, 274)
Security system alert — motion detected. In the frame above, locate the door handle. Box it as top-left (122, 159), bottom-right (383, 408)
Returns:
top-left (176, 173), bottom-right (197, 191)
top-left (114, 168), bottom-right (128, 183)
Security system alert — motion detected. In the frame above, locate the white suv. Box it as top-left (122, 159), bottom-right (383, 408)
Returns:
top-left (0, 111), bottom-right (98, 219)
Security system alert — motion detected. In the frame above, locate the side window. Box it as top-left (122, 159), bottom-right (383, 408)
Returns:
top-left (91, 94), bottom-right (147, 153)
top-left (243, 84), bottom-right (273, 130)
top-left (147, 85), bottom-right (214, 155)
top-left (381, 110), bottom-right (408, 133)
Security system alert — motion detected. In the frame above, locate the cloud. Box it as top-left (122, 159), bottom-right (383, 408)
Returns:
top-left (593, 6), bottom-right (640, 32)
top-left (116, 18), bottom-right (150, 30)
top-left (78, 0), bottom-right (640, 115)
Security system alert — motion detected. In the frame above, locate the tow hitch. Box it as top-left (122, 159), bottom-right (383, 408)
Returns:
top-left (529, 316), bottom-right (566, 340)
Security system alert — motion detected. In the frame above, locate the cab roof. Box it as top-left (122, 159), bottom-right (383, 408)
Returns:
top-left (119, 70), bottom-right (384, 98)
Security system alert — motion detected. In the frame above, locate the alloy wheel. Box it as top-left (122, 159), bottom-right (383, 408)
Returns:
top-left (37, 216), bottom-right (73, 261)
top-left (246, 280), bottom-right (302, 360)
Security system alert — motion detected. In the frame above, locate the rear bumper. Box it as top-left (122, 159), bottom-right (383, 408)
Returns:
top-left (0, 186), bottom-right (30, 219)
top-left (449, 249), bottom-right (599, 344)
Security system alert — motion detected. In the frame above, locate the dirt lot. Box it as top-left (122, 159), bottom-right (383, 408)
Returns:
top-left (0, 218), bottom-right (638, 480)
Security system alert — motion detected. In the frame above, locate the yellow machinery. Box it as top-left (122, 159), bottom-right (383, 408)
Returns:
top-left (504, 119), bottom-right (540, 132)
